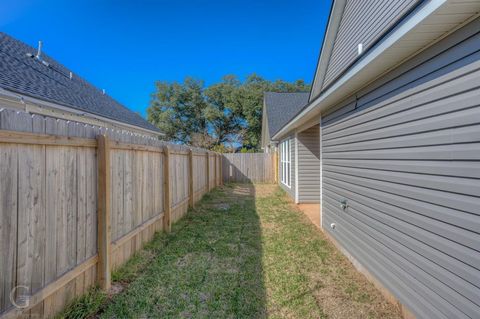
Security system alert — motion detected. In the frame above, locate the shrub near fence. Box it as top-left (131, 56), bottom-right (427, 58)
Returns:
top-left (0, 108), bottom-right (222, 319)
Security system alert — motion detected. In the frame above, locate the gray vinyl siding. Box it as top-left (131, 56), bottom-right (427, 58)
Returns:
top-left (279, 135), bottom-right (295, 199)
top-left (321, 0), bottom-right (420, 90)
top-left (321, 17), bottom-right (480, 319)
top-left (297, 125), bottom-right (320, 203)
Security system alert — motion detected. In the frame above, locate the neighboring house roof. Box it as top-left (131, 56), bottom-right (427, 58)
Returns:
top-left (264, 92), bottom-right (309, 138)
top-left (0, 32), bottom-right (159, 133)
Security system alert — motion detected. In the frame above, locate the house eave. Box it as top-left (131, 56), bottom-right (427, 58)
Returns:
top-left (0, 87), bottom-right (163, 137)
top-left (273, 0), bottom-right (480, 141)
top-left (309, 0), bottom-right (346, 102)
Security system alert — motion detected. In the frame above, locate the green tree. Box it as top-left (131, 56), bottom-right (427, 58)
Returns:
top-left (223, 74), bottom-right (310, 150)
top-left (204, 75), bottom-right (244, 147)
top-left (148, 78), bottom-right (208, 146)
top-left (147, 74), bottom-right (310, 151)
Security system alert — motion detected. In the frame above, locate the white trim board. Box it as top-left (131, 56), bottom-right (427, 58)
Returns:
top-left (319, 115), bottom-right (323, 229)
top-left (310, 0), bottom-right (347, 100)
top-left (294, 131), bottom-right (299, 204)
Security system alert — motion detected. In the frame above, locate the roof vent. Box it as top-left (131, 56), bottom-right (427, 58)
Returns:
top-left (26, 40), bottom-right (50, 67)
top-left (69, 72), bottom-right (73, 80)
top-left (102, 89), bottom-right (106, 95)
top-left (357, 43), bottom-right (363, 55)
top-left (36, 40), bottom-right (43, 60)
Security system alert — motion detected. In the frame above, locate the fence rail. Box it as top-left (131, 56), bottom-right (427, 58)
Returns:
top-left (222, 152), bottom-right (276, 183)
top-left (0, 108), bottom-right (222, 319)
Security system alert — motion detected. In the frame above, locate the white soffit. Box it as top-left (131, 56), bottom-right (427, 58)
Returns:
top-left (273, 0), bottom-right (480, 140)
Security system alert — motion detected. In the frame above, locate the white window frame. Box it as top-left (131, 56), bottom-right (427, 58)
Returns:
top-left (280, 139), bottom-right (291, 188)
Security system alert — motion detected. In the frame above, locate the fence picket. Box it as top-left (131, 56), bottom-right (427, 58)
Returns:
top-left (0, 109), bottom-right (223, 318)
top-left (221, 153), bottom-right (275, 183)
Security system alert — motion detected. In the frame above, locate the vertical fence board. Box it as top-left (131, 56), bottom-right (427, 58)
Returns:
top-left (158, 153), bottom-right (164, 214)
top-left (0, 144), bottom-right (17, 312)
top-left (56, 147), bottom-right (69, 277)
top-left (222, 153), bottom-right (274, 183)
top-left (77, 148), bottom-right (87, 264)
top-left (0, 110), bottom-right (223, 318)
top-left (189, 150), bottom-right (194, 207)
top-left (17, 144), bottom-right (45, 299)
top-left (45, 147), bottom-right (58, 285)
top-left (65, 146), bottom-right (78, 273)
top-left (147, 152), bottom-right (154, 219)
top-left (133, 150), bottom-right (142, 229)
top-left (141, 152), bottom-right (148, 223)
top-left (124, 150), bottom-right (134, 235)
top-left (163, 147), bottom-right (171, 232)
top-left (86, 147), bottom-right (97, 259)
top-left (111, 150), bottom-right (125, 240)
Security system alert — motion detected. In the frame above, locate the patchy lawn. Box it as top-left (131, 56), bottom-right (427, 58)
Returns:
top-left (60, 184), bottom-right (401, 319)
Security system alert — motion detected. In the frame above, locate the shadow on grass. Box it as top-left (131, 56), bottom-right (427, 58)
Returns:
top-left (60, 183), bottom-right (403, 319)
top-left (61, 184), bottom-right (267, 319)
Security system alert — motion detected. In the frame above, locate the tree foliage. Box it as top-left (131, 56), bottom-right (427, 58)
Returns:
top-left (147, 74), bottom-right (309, 151)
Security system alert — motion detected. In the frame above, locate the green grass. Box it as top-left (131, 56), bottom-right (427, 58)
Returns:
top-left (56, 287), bottom-right (107, 319)
top-left (60, 184), bottom-right (401, 319)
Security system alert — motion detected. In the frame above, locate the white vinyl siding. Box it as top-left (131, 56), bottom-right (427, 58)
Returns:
top-left (280, 139), bottom-right (291, 187)
top-left (297, 124), bottom-right (321, 203)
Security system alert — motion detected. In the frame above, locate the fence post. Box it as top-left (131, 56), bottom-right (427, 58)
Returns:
top-left (188, 149), bottom-right (194, 207)
top-left (163, 146), bottom-right (171, 232)
top-left (206, 151), bottom-right (210, 191)
top-left (97, 134), bottom-right (111, 290)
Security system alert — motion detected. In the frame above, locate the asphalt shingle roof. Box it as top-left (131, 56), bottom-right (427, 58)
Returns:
top-left (0, 32), bottom-right (159, 132)
top-left (264, 92), bottom-right (309, 137)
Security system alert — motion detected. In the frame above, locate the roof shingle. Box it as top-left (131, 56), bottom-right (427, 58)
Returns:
top-left (0, 32), bottom-right (159, 132)
top-left (264, 92), bottom-right (309, 137)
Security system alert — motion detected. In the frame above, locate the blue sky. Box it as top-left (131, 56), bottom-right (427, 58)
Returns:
top-left (1, 0), bottom-right (331, 117)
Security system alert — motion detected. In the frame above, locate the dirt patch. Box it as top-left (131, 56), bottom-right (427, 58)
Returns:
top-left (108, 283), bottom-right (125, 296)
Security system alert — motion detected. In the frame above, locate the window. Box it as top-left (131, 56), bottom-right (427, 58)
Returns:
top-left (280, 139), bottom-right (291, 187)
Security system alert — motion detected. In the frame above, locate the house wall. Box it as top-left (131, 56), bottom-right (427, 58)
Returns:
top-left (279, 135), bottom-right (295, 200)
top-left (321, 17), bottom-right (480, 319)
top-left (320, 0), bottom-right (420, 91)
top-left (297, 124), bottom-right (320, 203)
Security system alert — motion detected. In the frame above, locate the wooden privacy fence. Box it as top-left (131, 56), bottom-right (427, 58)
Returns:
top-left (0, 108), bottom-right (222, 319)
top-left (222, 152), bottom-right (277, 183)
